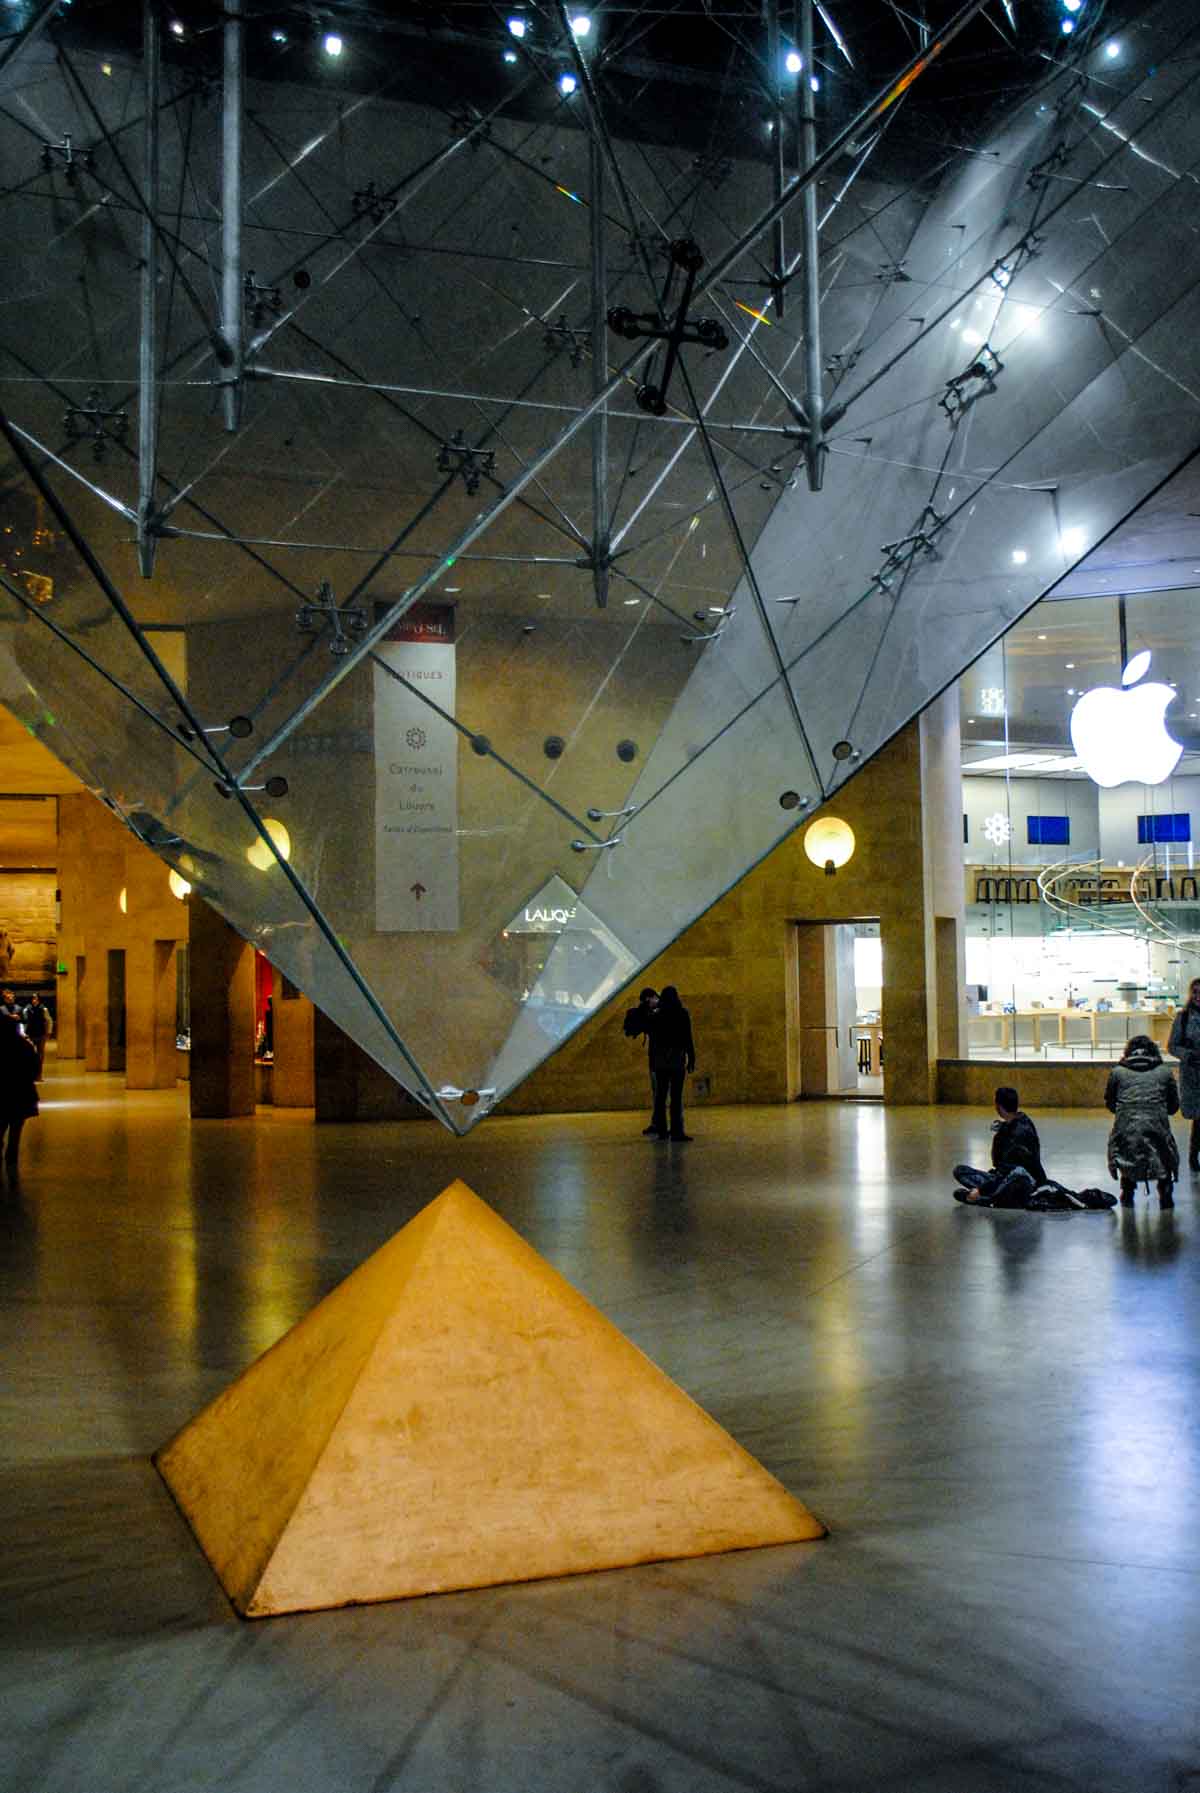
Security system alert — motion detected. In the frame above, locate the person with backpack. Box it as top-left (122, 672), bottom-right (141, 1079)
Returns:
top-left (622, 987), bottom-right (660, 1135)
top-left (21, 993), bottom-right (51, 1079)
top-left (646, 986), bottom-right (696, 1142)
top-left (1167, 976), bottom-right (1200, 1172)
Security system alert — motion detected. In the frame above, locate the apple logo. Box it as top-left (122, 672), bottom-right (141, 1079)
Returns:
top-left (1069, 651), bottom-right (1183, 788)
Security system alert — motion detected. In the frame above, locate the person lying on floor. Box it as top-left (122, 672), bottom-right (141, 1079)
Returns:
top-left (953, 1086), bottom-right (1047, 1207)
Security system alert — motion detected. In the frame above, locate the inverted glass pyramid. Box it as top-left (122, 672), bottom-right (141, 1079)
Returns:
top-left (2, 0), bottom-right (1200, 1129)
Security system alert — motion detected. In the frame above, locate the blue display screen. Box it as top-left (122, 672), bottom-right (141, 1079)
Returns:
top-left (1137, 813), bottom-right (1191, 844)
top-left (1027, 815), bottom-right (1070, 846)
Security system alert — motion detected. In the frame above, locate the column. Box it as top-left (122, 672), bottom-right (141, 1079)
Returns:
top-left (271, 970), bottom-right (315, 1108)
top-left (188, 898), bottom-right (256, 1118)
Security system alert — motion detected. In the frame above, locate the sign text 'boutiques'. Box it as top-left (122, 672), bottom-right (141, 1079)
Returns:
top-left (374, 603), bottom-right (459, 932)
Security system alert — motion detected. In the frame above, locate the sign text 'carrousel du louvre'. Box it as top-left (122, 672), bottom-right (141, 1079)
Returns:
top-left (374, 603), bottom-right (458, 933)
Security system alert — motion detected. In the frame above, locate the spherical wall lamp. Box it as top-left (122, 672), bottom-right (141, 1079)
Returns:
top-left (246, 818), bottom-right (291, 872)
top-left (168, 870), bottom-right (192, 900)
top-left (803, 815), bottom-right (855, 877)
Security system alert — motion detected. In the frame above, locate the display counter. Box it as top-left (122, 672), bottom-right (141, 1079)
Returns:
top-left (967, 1008), bottom-right (1174, 1056)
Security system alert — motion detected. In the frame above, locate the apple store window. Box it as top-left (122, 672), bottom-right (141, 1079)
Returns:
top-left (960, 589), bottom-right (1200, 1063)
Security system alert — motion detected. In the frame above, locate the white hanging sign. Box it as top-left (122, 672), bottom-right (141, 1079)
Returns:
top-left (374, 604), bottom-right (459, 932)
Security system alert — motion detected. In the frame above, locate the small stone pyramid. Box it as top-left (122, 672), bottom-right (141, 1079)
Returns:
top-left (155, 1180), bottom-right (824, 1616)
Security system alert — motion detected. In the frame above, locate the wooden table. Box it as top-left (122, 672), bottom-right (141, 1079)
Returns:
top-left (967, 1008), bottom-right (1175, 1055)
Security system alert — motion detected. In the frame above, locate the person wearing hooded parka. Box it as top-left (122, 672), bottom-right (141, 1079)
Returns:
top-left (1167, 976), bottom-right (1200, 1171)
top-left (1105, 1034), bottom-right (1179, 1208)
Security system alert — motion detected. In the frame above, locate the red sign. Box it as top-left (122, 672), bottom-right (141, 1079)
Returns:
top-left (376, 600), bottom-right (456, 645)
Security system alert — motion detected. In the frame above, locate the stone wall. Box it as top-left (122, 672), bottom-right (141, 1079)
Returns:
top-left (0, 870), bottom-right (55, 984)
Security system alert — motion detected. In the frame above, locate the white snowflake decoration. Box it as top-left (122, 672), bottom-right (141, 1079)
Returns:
top-left (979, 686), bottom-right (1006, 716)
top-left (983, 812), bottom-right (1012, 847)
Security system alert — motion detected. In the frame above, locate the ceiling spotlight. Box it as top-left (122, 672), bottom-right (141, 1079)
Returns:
top-left (1063, 0), bottom-right (1082, 10)
top-left (503, 48), bottom-right (517, 61)
top-left (1104, 38), bottom-right (1121, 57)
top-left (169, 19), bottom-right (184, 36)
top-left (271, 28), bottom-right (288, 44)
top-left (570, 14), bottom-right (591, 36)
top-left (1060, 527), bottom-right (1086, 555)
top-left (785, 48), bottom-right (803, 73)
top-left (558, 70), bottom-right (577, 95)
top-left (1061, 18), bottom-right (1075, 33)
top-left (507, 14), bottom-right (527, 36)
top-left (323, 32), bottom-right (344, 56)
top-left (810, 75), bottom-right (820, 90)
top-left (1012, 548), bottom-right (1028, 565)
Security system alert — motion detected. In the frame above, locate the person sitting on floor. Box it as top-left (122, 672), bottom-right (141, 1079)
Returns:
top-left (1105, 1033), bottom-right (1179, 1209)
top-left (953, 1085), bottom-right (1046, 1207)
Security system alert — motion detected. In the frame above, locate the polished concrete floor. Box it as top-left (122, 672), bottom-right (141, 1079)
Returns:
top-left (3, 1060), bottom-right (1199, 1793)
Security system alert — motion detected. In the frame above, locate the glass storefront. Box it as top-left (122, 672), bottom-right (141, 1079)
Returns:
top-left (960, 587), bottom-right (1200, 1062)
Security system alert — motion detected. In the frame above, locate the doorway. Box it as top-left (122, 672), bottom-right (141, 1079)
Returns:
top-left (106, 948), bottom-right (126, 1072)
top-left (793, 920), bottom-right (882, 1099)
top-left (74, 954), bottom-right (86, 1057)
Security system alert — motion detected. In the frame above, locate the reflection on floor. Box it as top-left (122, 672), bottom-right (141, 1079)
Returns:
top-left (3, 1062), bottom-right (1199, 1793)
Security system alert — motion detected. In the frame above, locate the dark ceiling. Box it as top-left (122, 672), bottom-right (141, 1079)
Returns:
top-left (18, 0), bottom-right (1149, 182)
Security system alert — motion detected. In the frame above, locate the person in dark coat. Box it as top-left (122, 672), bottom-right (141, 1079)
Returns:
top-left (0, 1012), bottom-right (39, 1177)
top-left (21, 993), bottom-right (51, 1079)
top-left (954, 1086), bottom-right (1047, 1206)
top-left (1167, 977), bottom-right (1200, 1171)
top-left (1106, 1034), bottom-right (1179, 1208)
top-left (647, 985), bottom-right (696, 1141)
top-left (622, 987), bottom-right (659, 1135)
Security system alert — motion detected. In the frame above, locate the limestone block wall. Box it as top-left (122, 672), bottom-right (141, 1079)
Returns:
top-left (56, 792), bottom-right (188, 1082)
top-left (0, 869), bottom-right (56, 985)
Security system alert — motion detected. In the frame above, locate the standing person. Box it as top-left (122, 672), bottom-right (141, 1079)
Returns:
top-left (1105, 1034), bottom-right (1179, 1209)
top-left (647, 985), bottom-right (696, 1142)
top-left (1168, 976), bottom-right (1200, 1171)
top-left (953, 1086), bottom-right (1047, 1206)
top-left (0, 1011), bottom-right (39, 1177)
top-left (623, 988), bottom-right (660, 1135)
top-left (21, 993), bottom-right (51, 1079)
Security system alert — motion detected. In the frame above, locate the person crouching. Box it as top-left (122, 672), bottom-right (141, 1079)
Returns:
top-left (1105, 1034), bottom-right (1179, 1209)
